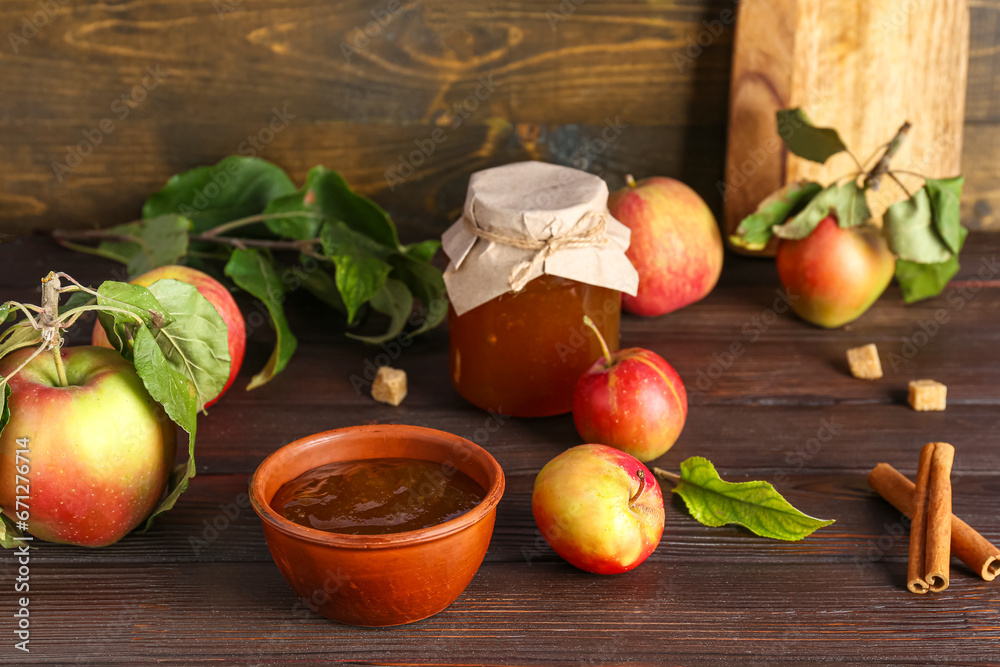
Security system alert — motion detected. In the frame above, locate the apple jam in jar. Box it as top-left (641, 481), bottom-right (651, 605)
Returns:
top-left (442, 162), bottom-right (638, 417)
top-left (449, 275), bottom-right (621, 417)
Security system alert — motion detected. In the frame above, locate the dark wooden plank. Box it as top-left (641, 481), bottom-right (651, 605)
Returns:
top-left (11, 469), bottom-right (998, 570)
top-left (5, 561), bottom-right (1000, 665)
top-left (1, 0), bottom-right (1000, 234)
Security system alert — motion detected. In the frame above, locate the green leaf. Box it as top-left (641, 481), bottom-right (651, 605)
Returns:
top-left (0, 383), bottom-right (10, 443)
top-left (320, 221), bottom-right (393, 324)
top-left (262, 165), bottom-right (327, 240)
top-left (130, 326), bottom-right (198, 532)
top-left (291, 261), bottom-right (346, 314)
top-left (95, 282), bottom-right (172, 358)
top-left (389, 253), bottom-right (448, 336)
top-left (402, 239), bottom-right (442, 264)
top-left (224, 248), bottom-right (298, 390)
top-left (731, 181), bottom-right (823, 250)
top-left (895, 227), bottom-right (968, 303)
top-left (925, 177), bottom-right (965, 254)
top-left (777, 108), bottom-right (849, 164)
top-left (143, 156), bottom-right (296, 233)
top-left (131, 326), bottom-right (198, 434)
top-left (95, 215), bottom-right (191, 276)
top-left (347, 278), bottom-right (413, 345)
top-left (0, 302), bottom-right (12, 326)
top-left (146, 279), bottom-right (231, 412)
top-left (309, 167), bottom-right (400, 248)
top-left (774, 182), bottom-right (869, 240)
top-left (0, 513), bottom-right (24, 549)
top-left (61, 289), bottom-right (96, 314)
top-left (885, 187), bottom-right (952, 264)
top-left (0, 324), bottom-right (42, 359)
top-left (671, 457), bottom-right (835, 541)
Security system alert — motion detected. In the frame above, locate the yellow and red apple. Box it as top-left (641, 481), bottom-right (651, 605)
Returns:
top-left (532, 444), bottom-right (665, 575)
top-left (608, 176), bottom-right (723, 317)
top-left (93, 265), bottom-right (246, 406)
top-left (0, 346), bottom-right (176, 547)
top-left (776, 215), bottom-right (895, 328)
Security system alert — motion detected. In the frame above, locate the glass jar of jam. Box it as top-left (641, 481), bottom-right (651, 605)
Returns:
top-left (449, 275), bottom-right (621, 417)
top-left (441, 161), bottom-right (639, 418)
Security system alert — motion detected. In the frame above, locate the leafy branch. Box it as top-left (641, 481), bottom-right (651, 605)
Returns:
top-left (731, 109), bottom-right (968, 303)
top-left (52, 157), bottom-right (448, 389)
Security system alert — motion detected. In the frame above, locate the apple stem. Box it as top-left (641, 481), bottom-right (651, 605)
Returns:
top-left (582, 316), bottom-right (613, 367)
top-left (863, 121), bottom-right (911, 192)
top-left (652, 467), bottom-right (681, 486)
top-left (39, 272), bottom-right (69, 388)
top-left (628, 469), bottom-right (646, 505)
top-left (625, 174), bottom-right (637, 189)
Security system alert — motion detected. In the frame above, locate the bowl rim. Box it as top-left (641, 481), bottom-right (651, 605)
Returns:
top-left (249, 424), bottom-right (505, 549)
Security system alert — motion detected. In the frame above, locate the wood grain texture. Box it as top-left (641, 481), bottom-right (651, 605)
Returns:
top-left (0, 0), bottom-right (998, 242)
top-left (725, 0), bottom-right (971, 253)
top-left (2, 235), bottom-right (1000, 663)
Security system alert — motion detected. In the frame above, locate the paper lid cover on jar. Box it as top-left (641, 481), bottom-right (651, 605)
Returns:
top-left (442, 161), bottom-right (639, 316)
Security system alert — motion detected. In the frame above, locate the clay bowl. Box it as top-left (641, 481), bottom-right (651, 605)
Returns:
top-left (250, 424), bottom-right (505, 627)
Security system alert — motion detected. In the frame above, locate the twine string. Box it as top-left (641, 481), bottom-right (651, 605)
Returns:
top-left (462, 210), bottom-right (609, 291)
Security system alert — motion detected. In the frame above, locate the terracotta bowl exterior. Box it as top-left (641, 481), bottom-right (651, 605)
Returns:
top-left (250, 424), bottom-right (505, 627)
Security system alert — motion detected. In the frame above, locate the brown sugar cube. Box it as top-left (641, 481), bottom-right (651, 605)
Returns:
top-left (908, 379), bottom-right (947, 411)
top-left (372, 366), bottom-right (407, 406)
top-left (846, 343), bottom-right (883, 380)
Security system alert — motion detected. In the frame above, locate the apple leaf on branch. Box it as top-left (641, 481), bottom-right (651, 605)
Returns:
top-left (886, 178), bottom-right (969, 303)
top-left (224, 248), bottom-right (298, 390)
top-left (131, 326), bottom-right (199, 532)
top-left (773, 182), bottom-right (870, 240)
top-left (776, 108), bottom-right (849, 164)
top-left (145, 279), bottom-right (230, 411)
top-left (729, 181), bottom-right (823, 251)
top-left (655, 457), bottom-right (835, 541)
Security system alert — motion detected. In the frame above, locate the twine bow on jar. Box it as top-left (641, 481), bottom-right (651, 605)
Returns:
top-left (462, 210), bottom-right (610, 292)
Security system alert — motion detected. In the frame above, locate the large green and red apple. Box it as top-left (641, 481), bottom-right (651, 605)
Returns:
top-left (0, 346), bottom-right (176, 547)
top-left (532, 444), bottom-right (664, 575)
top-left (776, 215), bottom-right (895, 328)
top-left (93, 265), bottom-right (246, 406)
top-left (608, 176), bottom-right (723, 316)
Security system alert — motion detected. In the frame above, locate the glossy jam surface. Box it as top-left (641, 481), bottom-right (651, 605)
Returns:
top-left (271, 458), bottom-right (486, 535)
top-left (449, 275), bottom-right (620, 417)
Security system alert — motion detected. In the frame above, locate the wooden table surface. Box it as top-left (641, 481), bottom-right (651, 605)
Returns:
top-left (2, 232), bottom-right (1000, 666)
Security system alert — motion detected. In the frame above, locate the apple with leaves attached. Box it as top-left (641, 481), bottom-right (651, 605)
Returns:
top-left (573, 317), bottom-right (687, 462)
top-left (93, 265), bottom-right (245, 406)
top-left (776, 215), bottom-right (895, 328)
top-left (0, 346), bottom-right (176, 547)
top-left (532, 444), bottom-right (664, 574)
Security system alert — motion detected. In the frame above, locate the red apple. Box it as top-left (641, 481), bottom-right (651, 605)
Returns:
top-left (93, 265), bottom-right (245, 406)
top-left (532, 444), bottom-right (664, 574)
top-left (0, 346), bottom-right (176, 547)
top-left (573, 317), bottom-right (687, 462)
top-left (608, 175), bottom-right (723, 316)
top-left (776, 216), bottom-right (895, 328)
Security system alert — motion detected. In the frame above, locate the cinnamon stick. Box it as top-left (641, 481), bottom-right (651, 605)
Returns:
top-left (869, 460), bottom-right (1000, 584)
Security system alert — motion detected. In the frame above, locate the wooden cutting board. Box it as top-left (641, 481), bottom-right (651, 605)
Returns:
top-left (723, 0), bottom-right (969, 255)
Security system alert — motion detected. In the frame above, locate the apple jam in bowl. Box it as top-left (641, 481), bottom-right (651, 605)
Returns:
top-left (249, 424), bottom-right (505, 627)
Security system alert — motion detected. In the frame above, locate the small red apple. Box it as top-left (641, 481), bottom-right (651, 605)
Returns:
top-left (573, 317), bottom-right (687, 462)
top-left (93, 265), bottom-right (246, 406)
top-left (608, 175), bottom-right (723, 316)
top-left (0, 346), bottom-right (176, 547)
top-left (776, 215), bottom-right (895, 328)
top-left (532, 444), bottom-right (664, 574)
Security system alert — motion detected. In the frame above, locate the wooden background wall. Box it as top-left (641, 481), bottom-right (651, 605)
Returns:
top-left (2, 0), bottom-right (999, 241)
